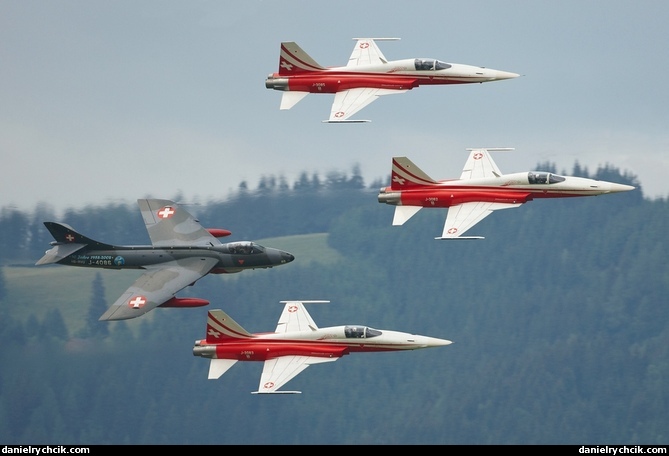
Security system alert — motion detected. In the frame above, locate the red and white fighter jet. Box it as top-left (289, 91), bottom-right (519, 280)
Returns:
top-left (378, 148), bottom-right (636, 240)
top-left (265, 38), bottom-right (520, 122)
top-left (193, 300), bottom-right (451, 394)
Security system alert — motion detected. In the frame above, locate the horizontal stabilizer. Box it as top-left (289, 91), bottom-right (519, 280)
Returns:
top-left (393, 206), bottom-right (422, 226)
top-left (208, 359), bottom-right (238, 379)
top-left (35, 242), bottom-right (86, 265)
top-left (280, 91), bottom-right (309, 110)
top-left (435, 236), bottom-right (485, 240)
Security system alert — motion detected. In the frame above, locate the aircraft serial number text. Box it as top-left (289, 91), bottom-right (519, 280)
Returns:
top-left (69, 255), bottom-right (114, 266)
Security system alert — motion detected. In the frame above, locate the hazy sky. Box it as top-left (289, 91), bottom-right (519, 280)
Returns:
top-left (2, 1), bottom-right (668, 214)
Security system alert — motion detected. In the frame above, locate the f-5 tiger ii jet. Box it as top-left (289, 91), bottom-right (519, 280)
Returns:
top-left (378, 148), bottom-right (636, 239)
top-left (193, 300), bottom-right (452, 394)
top-left (36, 199), bottom-right (295, 321)
top-left (265, 38), bottom-right (520, 123)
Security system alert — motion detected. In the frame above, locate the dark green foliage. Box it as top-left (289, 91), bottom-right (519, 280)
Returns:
top-left (0, 266), bottom-right (6, 301)
top-left (83, 273), bottom-right (110, 338)
top-left (0, 164), bottom-right (667, 444)
top-left (42, 308), bottom-right (69, 341)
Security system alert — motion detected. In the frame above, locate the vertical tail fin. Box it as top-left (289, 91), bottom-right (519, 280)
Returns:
top-left (390, 157), bottom-right (437, 190)
top-left (278, 42), bottom-right (325, 75)
top-left (36, 222), bottom-right (114, 265)
top-left (206, 309), bottom-right (252, 343)
top-left (41, 222), bottom-right (115, 249)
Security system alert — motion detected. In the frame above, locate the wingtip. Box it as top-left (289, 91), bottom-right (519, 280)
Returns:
top-left (322, 120), bottom-right (372, 123)
top-left (251, 391), bottom-right (302, 395)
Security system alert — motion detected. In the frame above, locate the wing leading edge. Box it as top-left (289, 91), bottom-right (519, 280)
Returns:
top-left (347, 38), bottom-right (400, 66)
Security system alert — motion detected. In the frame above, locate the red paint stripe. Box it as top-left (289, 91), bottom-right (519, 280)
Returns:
top-left (279, 44), bottom-right (322, 72)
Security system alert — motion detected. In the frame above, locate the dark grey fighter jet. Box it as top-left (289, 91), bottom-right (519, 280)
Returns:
top-left (36, 199), bottom-right (295, 321)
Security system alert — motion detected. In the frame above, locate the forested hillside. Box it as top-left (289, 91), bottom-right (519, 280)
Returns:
top-left (1, 164), bottom-right (667, 444)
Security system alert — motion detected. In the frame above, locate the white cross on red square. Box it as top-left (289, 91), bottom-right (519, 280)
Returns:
top-left (157, 206), bottom-right (175, 219)
top-left (128, 296), bottom-right (147, 309)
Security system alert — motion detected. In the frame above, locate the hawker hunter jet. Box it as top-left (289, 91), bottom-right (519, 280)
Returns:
top-left (193, 300), bottom-right (451, 394)
top-left (378, 148), bottom-right (635, 239)
top-left (36, 199), bottom-right (295, 321)
top-left (265, 38), bottom-right (519, 122)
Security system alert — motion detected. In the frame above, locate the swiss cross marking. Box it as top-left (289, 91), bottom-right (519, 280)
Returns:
top-left (207, 328), bottom-right (221, 339)
top-left (447, 228), bottom-right (458, 234)
top-left (473, 152), bottom-right (483, 160)
top-left (288, 305), bottom-right (298, 313)
top-left (392, 175), bottom-right (406, 186)
top-left (360, 42), bottom-right (369, 49)
top-left (263, 381), bottom-right (275, 389)
top-left (157, 206), bottom-right (175, 219)
top-left (65, 234), bottom-right (75, 242)
top-left (280, 60), bottom-right (293, 72)
top-left (128, 296), bottom-right (147, 309)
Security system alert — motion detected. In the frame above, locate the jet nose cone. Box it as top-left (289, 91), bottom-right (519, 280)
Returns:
top-left (494, 70), bottom-right (521, 80)
top-left (431, 338), bottom-right (453, 347)
top-left (613, 183), bottom-right (636, 193)
top-left (266, 248), bottom-right (295, 265)
top-left (600, 182), bottom-right (636, 194)
top-left (282, 251), bottom-right (295, 264)
top-left (418, 336), bottom-right (453, 348)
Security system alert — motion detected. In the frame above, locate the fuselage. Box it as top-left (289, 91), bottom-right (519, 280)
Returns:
top-left (54, 241), bottom-right (295, 273)
top-left (266, 58), bottom-right (520, 94)
top-left (193, 325), bottom-right (452, 362)
top-left (378, 172), bottom-right (636, 208)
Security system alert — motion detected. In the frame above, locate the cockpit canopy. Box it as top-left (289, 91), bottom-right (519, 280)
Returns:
top-left (344, 326), bottom-right (382, 339)
top-left (226, 241), bottom-right (265, 255)
top-left (414, 58), bottom-right (452, 71)
top-left (528, 172), bottom-right (566, 185)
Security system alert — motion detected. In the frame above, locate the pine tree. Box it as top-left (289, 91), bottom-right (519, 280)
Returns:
top-left (83, 273), bottom-right (109, 338)
top-left (0, 266), bottom-right (6, 301)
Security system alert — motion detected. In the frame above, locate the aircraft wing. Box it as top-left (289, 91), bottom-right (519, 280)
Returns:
top-left (437, 201), bottom-right (523, 240)
top-left (98, 257), bottom-right (219, 321)
top-left (326, 88), bottom-right (408, 122)
top-left (347, 38), bottom-right (397, 66)
top-left (460, 149), bottom-right (503, 179)
top-left (253, 355), bottom-right (340, 394)
top-left (138, 198), bottom-right (221, 247)
top-left (274, 300), bottom-right (329, 333)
